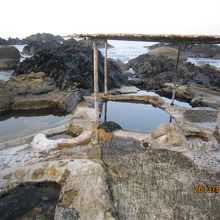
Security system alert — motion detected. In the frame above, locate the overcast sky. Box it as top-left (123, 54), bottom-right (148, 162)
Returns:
top-left (1, 0), bottom-right (220, 38)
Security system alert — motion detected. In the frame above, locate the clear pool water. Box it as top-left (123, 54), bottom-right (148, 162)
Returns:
top-left (100, 101), bottom-right (170, 132)
top-left (0, 109), bottom-right (69, 143)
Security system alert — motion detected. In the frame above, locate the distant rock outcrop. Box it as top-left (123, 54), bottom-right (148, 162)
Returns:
top-left (14, 39), bottom-right (125, 91)
top-left (0, 38), bottom-right (7, 45)
top-left (23, 33), bottom-right (64, 44)
top-left (23, 40), bottom-right (61, 55)
top-left (0, 46), bottom-right (20, 70)
top-left (127, 53), bottom-right (220, 90)
top-left (149, 43), bottom-right (220, 59)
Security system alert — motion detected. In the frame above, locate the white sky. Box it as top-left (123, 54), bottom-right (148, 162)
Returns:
top-left (1, 0), bottom-right (220, 38)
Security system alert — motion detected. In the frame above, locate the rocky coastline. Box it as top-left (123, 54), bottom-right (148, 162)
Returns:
top-left (0, 33), bottom-right (220, 219)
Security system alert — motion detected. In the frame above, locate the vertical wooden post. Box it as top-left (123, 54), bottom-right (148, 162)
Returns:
top-left (94, 96), bottom-right (99, 123)
top-left (93, 39), bottom-right (99, 94)
top-left (104, 101), bottom-right (107, 122)
top-left (171, 44), bottom-right (181, 106)
top-left (104, 39), bottom-right (108, 95)
top-left (214, 108), bottom-right (220, 134)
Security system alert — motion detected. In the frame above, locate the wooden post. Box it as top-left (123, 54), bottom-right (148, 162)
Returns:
top-left (104, 39), bottom-right (108, 95)
top-left (94, 95), bottom-right (99, 122)
top-left (214, 108), bottom-right (220, 134)
top-left (104, 101), bottom-right (107, 122)
top-left (93, 39), bottom-right (99, 94)
top-left (171, 44), bottom-right (181, 106)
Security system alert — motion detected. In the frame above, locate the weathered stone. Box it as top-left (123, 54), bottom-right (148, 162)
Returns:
top-left (47, 167), bottom-right (59, 177)
top-left (32, 169), bottom-right (44, 180)
top-left (148, 46), bottom-right (186, 61)
top-left (0, 46), bottom-right (20, 70)
top-left (98, 129), bottom-right (113, 142)
top-left (151, 123), bottom-right (171, 139)
top-left (12, 99), bottom-right (57, 110)
top-left (32, 87), bottom-right (50, 95)
top-left (55, 205), bottom-right (80, 220)
top-left (14, 170), bottom-right (25, 180)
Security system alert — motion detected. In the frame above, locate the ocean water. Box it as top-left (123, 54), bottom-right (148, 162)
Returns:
top-left (99, 40), bottom-right (157, 63)
top-left (100, 40), bottom-right (220, 68)
top-left (187, 57), bottom-right (220, 68)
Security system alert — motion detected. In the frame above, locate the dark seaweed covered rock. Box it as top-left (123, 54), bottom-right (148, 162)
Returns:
top-left (127, 53), bottom-right (220, 89)
top-left (14, 39), bottom-right (125, 91)
top-left (23, 40), bottom-right (61, 55)
top-left (98, 121), bottom-right (122, 132)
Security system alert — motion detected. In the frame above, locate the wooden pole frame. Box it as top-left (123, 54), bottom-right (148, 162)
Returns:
top-left (104, 39), bottom-right (108, 95)
top-left (93, 39), bottom-right (99, 94)
top-left (171, 44), bottom-right (181, 106)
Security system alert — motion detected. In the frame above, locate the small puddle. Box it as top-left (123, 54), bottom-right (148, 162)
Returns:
top-left (0, 109), bottom-right (69, 143)
top-left (48, 133), bottom-right (77, 140)
top-left (100, 101), bottom-right (170, 132)
top-left (0, 182), bottom-right (61, 220)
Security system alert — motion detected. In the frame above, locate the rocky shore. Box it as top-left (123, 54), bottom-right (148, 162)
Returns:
top-left (0, 34), bottom-right (220, 219)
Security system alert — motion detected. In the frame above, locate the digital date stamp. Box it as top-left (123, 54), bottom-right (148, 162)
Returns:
top-left (194, 184), bottom-right (220, 193)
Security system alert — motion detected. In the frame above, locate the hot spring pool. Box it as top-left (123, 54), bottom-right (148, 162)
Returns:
top-left (100, 101), bottom-right (170, 132)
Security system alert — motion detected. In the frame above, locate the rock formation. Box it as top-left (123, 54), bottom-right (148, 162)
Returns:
top-left (149, 43), bottom-right (220, 59)
top-left (23, 40), bottom-right (61, 55)
top-left (127, 53), bottom-right (220, 90)
top-left (14, 39), bottom-right (125, 91)
top-left (0, 46), bottom-right (20, 70)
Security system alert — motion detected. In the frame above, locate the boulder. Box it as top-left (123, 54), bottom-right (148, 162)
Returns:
top-left (0, 46), bottom-right (20, 70)
top-left (98, 121), bottom-right (122, 132)
top-left (148, 46), bottom-right (186, 61)
top-left (0, 38), bottom-right (7, 45)
top-left (149, 43), bottom-right (220, 59)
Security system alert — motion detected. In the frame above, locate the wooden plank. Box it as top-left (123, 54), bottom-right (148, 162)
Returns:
top-left (69, 33), bottom-right (220, 44)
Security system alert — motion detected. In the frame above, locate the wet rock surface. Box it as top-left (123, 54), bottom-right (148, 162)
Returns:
top-left (0, 182), bottom-right (61, 220)
top-left (14, 39), bottom-right (125, 91)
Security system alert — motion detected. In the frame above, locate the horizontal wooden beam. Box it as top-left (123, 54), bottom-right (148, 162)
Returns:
top-left (68, 33), bottom-right (220, 44)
